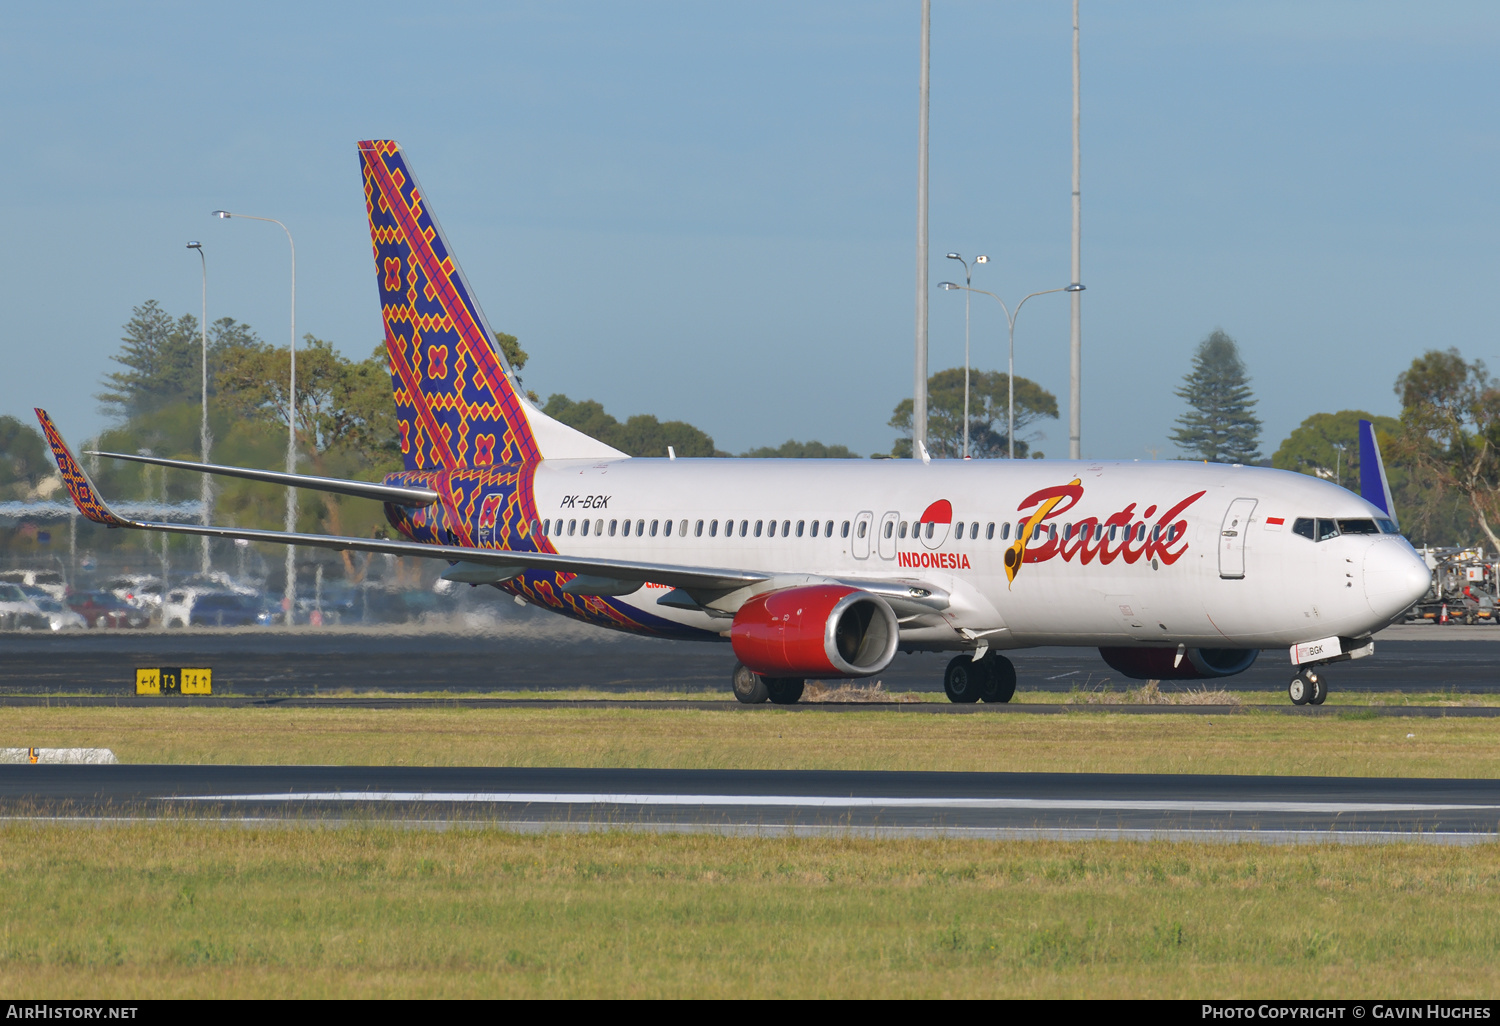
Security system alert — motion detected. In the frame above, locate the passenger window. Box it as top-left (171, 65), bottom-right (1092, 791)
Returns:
top-left (810, 520), bottom-right (819, 538)
top-left (1316, 519), bottom-right (1339, 541)
top-left (826, 520), bottom-right (834, 537)
top-left (1292, 517), bottom-right (1315, 540)
top-left (783, 520), bottom-right (791, 536)
top-left (1338, 519), bottom-right (1379, 535)
top-left (663, 519), bottom-right (672, 537)
top-left (651, 519), bottom-right (659, 537)
top-left (796, 520), bottom-right (805, 537)
top-left (738, 519), bottom-right (747, 537)
top-left (695, 520), bottom-right (704, 537)
top-left (568, 519), bottom-right (577, 536)
top-left (842, 521), bottom-right (851, 538)
top-left (755, 520), bottom-right (763, 537)
top-left (767, 520), bottom-right (776, 537)
top-left (595, 519), bottom-right (603, 536)
top-left (709, 520), bottom-right (718, 537)
top-left (882, 522), bottom-right (891, 539)
top-left (542, 519), bottom-right (551, 535)
top-left (925, 522), bottom-right (934, 539)
top-left (1096, 525), bottom-right (1104, 541)
top-left (858, 522), bottom-right (867, 538)
top-left (898, 521), bottom-right (908, 539)
top-left (636, 519), bottom-right (645, 536)
top-left (1062, 523), bottom-right (1072, 541)
top-left (954, 522), bottom-right (964, 540)
top-left (581, 519), bottom-right (590, 537)
top-left (609, 520), bottom-right (618, 537)
top-left (679, 519), bottom-right (687, 536)
top-left (987, 522), bottom-right (996, 540)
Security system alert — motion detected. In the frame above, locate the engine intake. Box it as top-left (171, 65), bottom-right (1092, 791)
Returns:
top-left (731, 585), bottom-right (899, 679)
top-left (1098, 646), bottom-right (1259, 681)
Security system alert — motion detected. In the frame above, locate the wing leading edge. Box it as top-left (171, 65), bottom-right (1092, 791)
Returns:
top-left (35, 409), bottom-right (764, 595)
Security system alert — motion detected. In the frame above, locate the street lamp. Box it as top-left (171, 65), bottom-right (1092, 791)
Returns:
top-left (945, 252), bottom-right (988, 458)
top-left (213, 209), bottom-right (298, 624)
top-left (938, 281), bottom-right (1085, 459)
top-left (186, 242), bottom-right (211, 574)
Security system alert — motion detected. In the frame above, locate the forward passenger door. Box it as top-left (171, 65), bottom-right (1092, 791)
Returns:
top-left (1219, 498), bottom-right (1258, 579)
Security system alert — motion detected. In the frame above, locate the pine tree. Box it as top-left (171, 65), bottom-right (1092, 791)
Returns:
top-left (1171, 330), bottom-right (1262, 463)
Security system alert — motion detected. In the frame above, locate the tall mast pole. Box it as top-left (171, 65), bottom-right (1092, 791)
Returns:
top-left (1068, 0), bottom-right (1083, 460)
top-left (913, 0), bottom-right (931, 458)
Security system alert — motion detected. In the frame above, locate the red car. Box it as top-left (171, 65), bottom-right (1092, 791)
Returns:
top-left (68, 590), bottom-right (149, 629)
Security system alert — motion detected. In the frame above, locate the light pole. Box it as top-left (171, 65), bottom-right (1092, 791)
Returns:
top-left (186, 241), bottom-right (211, 575)
top-left (938, 282), bottom-right (1085, 459)
top-left (945, 253), bottom-right (988, 458)
top-left (213, 209), bottom-right (297, 623)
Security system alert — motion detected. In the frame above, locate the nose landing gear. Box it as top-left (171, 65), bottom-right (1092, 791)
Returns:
top-left (1288, 668), bottom-right (1327, 706)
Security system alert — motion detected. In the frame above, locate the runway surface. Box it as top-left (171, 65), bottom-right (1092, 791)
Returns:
top-left (3, 765), bottom-right (1497, 843)
top-left (0, 621), bottom-right (1494, 698)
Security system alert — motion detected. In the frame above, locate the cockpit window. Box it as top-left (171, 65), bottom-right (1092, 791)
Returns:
top-left (1337, 519), bottom-right (1379, 535)
top-left (1377, 519), bottom-right (1400, 534)
top-left (1316, 519), bottom-right (1339, 541)
top-left (1292, 517), bottom-right (1315, 540)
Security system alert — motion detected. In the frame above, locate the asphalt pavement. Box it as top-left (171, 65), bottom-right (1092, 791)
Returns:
top-left (0, 620), bottom-right (1494, 697)
top-left (3, 764), bottom-right (1495, 843)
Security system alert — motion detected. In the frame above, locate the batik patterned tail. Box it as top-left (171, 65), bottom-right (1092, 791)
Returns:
top-left (360, 140), bottom-right (539, 472)
top-left (33, 409), bottom-right (129, 527)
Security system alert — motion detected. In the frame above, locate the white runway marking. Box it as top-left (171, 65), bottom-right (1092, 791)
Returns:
top-left (169, 792), bottom-right (1500, 814)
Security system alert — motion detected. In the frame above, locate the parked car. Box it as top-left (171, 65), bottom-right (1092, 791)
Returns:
top-left (67, 590), bottom-right (149, 629)
top-left (0, 569), bottom-right (68, 602)
top-left (0, 583), bottom-right (51, 631)
top-left (104, 575), bottom-right (162, 610)
top-left (188, 592), bottom-right (267, 627)
top-left (27, 593), bottom-right (86, 631)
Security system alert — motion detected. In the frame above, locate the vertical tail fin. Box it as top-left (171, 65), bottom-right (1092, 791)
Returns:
top-left (1358, 418), bottom-right (1398, 529)
top-left (359, 140), bottom-right (622, 469)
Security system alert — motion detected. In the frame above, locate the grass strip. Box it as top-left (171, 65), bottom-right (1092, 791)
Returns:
top-left (0, 823), bottom-right (1495, 998)
top-left (3, 706), bottom-right (1499, 777)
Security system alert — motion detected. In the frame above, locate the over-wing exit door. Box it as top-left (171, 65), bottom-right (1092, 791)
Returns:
top-left (1218, 497), bottom-right (1258, 579)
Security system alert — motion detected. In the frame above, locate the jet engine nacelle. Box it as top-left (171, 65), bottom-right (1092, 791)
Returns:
top-left (1099, 646), bottom-right (1259, 681)
top-left (730, 585), bottom-right (899, 679)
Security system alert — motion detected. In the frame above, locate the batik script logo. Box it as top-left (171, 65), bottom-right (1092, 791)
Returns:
top-left (1005, 480), bottom-right (1207, 587)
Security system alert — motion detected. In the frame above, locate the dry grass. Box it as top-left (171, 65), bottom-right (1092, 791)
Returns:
top-left (2, 705), bottom-right (1499, 777)
top-left (0, 823), bottom-right (1495, 998)
top-left (802, 680), bottom-right (921, 703)
top-left (1066, 680), bottom-right (1242, 706)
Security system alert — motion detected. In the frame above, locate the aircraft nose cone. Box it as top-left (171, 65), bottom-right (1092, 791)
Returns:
top-left (1364, 541), bottom-right (1432, 619)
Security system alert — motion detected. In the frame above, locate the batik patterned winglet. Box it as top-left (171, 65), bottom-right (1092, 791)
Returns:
top-left (33, 409), bottom-right (130, 527)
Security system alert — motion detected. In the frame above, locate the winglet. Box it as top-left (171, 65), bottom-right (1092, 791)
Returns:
top-left (1358, 418), bottom-right (1398, 530)
top-left (33, 410), bottom-right (131, 527)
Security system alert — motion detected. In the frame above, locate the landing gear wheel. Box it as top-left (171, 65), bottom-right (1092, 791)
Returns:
top-left (1288, 673), bottom-right (1309, 706)
top-left (944, 655), bottom-right (983, 704)
top-left (732, 662), bottom-right (769, 704)
top-left (1306, 669), bottom-right (1327, 706)
top-left (765, 678), bottom-right (805, 705)
top-left (979, 654), bottom-right (1017, 704)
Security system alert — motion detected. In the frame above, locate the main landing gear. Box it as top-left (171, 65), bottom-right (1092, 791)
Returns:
top-left (732, 663), bottom-right (805, 705)
top-left (943, 652), bottom-right (1017, 704)
top-left (1288, 667), bottom-right (1327, 706)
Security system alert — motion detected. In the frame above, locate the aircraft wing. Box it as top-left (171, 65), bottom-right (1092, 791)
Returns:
top-left (36, 409), bottom-right (767, 595)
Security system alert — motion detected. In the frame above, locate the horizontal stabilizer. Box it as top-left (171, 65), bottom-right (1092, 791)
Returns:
top-left (87, 450), bottom-right (439, 506)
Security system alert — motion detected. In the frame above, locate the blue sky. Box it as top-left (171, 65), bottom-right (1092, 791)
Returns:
top-left (3, 2), bottom-right (1497, 460)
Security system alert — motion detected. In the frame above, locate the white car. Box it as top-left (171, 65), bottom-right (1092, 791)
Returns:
top-left (0, 569), bottom-right (68, 602)
top-left (25, 592), bottom-right (86, 632)
top-left (0, 583), bottom-right (51, 631)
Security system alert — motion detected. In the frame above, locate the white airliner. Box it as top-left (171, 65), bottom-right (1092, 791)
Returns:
top-left (36, 140), bottom-right (1432, 706)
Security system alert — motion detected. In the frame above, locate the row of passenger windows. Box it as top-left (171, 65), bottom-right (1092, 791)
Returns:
top-left (538, 518), bottom-right (848, 539)
top-left (532, 516), bottom-right (1181, 544)
top-left (1291, 517), bottom-right (1397, 541)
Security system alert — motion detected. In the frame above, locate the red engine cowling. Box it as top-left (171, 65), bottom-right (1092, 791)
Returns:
top-left (1099, 646), bottom-right (1259, 681)
top-left (730, 585), bottom-right (899, 678)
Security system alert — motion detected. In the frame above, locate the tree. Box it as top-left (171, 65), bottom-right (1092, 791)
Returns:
top-left (741, 440), bottom-right (861, 459)
top-left (1272, 410), bottom-right (1400, 488)
top-left (1171, 330), bottom-right (1262, 463)
top-left (542, 394), bottom-right (722, 457)
top-left (889, 368), bottom-right (1057, 459)
top-left (1391, 348), bottom-right (1500, 551)
top-left (0, 415), bottom-right (49, 500)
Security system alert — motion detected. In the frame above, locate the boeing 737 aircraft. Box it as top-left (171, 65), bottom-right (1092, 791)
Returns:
top-left (37, 140), bottom-right (1432, 705)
